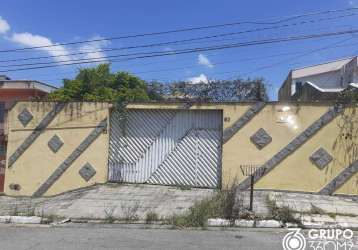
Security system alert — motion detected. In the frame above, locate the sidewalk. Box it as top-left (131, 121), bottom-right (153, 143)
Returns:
top-left (0, 184), bottom-right (214, 220)
top-left (1, 184), bottom-right (358, 229)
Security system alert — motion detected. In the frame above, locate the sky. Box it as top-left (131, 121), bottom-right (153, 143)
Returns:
top-left (1, 0), bottom-right (358, 100)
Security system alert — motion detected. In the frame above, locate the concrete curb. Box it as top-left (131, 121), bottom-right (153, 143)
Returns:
top-left (235, 219), bottom-right (255, 228)
top-left (207, 218), bottom-right (231, 227)
top-left (2, 215), bottom-right (358, 230)
top-left (207, 218), bottom-right (283, 228)
top-left (0, 216), bottom-right (42, 224)
top-left (207, 218), bottom-right (358, 229)
top-left (256, 220), bottom-right (282, 228)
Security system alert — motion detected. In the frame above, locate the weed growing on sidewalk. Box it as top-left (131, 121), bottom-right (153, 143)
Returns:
top-left (145, 211), bottom-right (159, 224)
top-left (164, 182), bottom-right (241, 228)
top-left (121, 202), bottom-right (139, 222)
top-left (104, 204), bottom-right (116, 223)
top-left (265, 195), bottom-right (300, 224)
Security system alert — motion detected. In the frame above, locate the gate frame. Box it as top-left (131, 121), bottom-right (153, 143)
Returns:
top-left (107, 106), bottom-right (224, 189)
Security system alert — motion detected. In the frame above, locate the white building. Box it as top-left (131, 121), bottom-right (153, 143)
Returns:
top-left (279, 56), bottom-right (358, 101)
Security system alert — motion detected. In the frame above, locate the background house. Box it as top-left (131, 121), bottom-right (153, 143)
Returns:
top-left (278, 57), bottom-right (358, 101)
top-left (0, 75), bottom-right (56, 192)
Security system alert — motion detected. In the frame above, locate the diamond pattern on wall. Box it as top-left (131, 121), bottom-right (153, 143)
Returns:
top-left (310, 148), bottom-right (333, 169)
top-left (18, 108), bottom-right (33, 127)
top-left (250, 128), bottom-right (272, 150)
top-left (48, 135), bottom-right (64, 153)
top-left (79, 163), bottom-right (96, 182)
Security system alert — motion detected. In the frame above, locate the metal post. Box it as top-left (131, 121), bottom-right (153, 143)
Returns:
top-left (249, 174), bottom-right (254, 211)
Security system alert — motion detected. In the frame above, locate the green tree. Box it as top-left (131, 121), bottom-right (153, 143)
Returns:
top-left (48, 64), bottom-right (150, 103)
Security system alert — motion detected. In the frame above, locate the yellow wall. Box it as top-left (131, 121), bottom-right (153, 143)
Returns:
top-left (5, 101), bottom-right (358, 196)
top-left (127, 102), bottom-right (358, 195)
top-left (222, 104), bottom-right (357, 195)
top-left (5, 102), bottom-right (110, 196)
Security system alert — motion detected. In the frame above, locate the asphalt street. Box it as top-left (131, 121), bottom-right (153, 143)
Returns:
top-left (0, 224), bottom-right (287, 250)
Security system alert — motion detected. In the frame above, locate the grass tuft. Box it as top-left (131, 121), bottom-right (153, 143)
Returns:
top-left (163, 182), bottom-right (241, 228)
top-left (265, 195), bottom-right (301, 224)
top-left (145, 211), bottom-right (159, 224)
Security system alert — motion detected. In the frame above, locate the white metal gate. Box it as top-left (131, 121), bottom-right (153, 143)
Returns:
top-left (108, 109), bottom-right (222, 188)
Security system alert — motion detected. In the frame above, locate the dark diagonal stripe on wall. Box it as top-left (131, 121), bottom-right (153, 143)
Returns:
top-left (238, 106), bottom-right (343, 190)
top-left (319, 159), bottom-right (358, 195)
top-left (223, 102), bottom-right (266, 144)
top-left (32, 118), bottom-right (107, 197)
top-left (8, 103), bottom-right (66, 168)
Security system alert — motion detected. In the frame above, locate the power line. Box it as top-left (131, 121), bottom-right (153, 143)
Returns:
top-left (132, 37), bottom-right (357, 75)
top-left (78, 36), bottom-right (358, 75)
top-left (84, 37), bottom-right (358, 82)
top-left (24, 47), bottom-right (358, 85)
top-left (241, 37), bottom-right (356, 76)
top-left (20, 36), bottom-right (358, 84)
top-left (0, 13), bottom-right (355, 65)
top-left (15, 39), bottom-right (353, 81)
top-left (1, 7), bottom-right (358, 53)
top-left (215, 38), bottom-right (358, 82)
top-left (2, 28), bottom-right (358, 73)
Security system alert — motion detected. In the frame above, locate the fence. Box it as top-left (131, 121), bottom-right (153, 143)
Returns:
top-left (3, 101), bottom-right (358, 196)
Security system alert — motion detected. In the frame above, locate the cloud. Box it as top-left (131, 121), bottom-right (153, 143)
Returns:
top-left (0, 16), bottom-right (10, 34)
top-left (198, 54), bottom-right (213, 68)
top-left (9, 32), bottom-right (110, 65)
top-left (10, 32), bottom-right (72, 63)
top-left (78, 36), bottom-right (110, 63)
top-left (349, 0), bottom-right (358, 6)
top-left (1, 17), bottom-right (110, 66)
top-left (188, 74), bottom-right (208, 84)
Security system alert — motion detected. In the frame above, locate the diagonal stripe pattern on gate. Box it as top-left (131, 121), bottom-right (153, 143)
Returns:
top-left (147, 129), bottom-right (221, 188)
top-left (108, 109), bottom-right (177, 165)
top-left (197, 129), bottom-right (221, 187)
